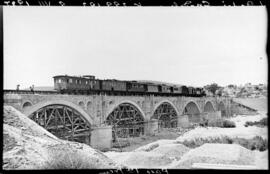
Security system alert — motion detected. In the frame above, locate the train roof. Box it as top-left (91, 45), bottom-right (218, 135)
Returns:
top-left (53, 75), bottom-right (69, 78)
top-left (103, 79), bottom-right (125, 82)
top-left (53, 75), bottom-right (95, 79)
top-left (137, 80), bottom-right (185, 87)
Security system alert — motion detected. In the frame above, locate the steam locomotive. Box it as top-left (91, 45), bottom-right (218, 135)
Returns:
top-left (53, 75), bottom-right (206, 97)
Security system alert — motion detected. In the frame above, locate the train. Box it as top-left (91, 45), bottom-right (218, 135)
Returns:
top-left (53, 75), bottom-right (206, 97)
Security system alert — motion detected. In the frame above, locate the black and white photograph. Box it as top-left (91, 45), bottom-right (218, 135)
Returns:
top-left (2, 4), bottom-right (268, 170)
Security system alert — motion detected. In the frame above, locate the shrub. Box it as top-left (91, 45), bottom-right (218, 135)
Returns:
top-left (200, 118), bottom-right (236, 128)
top-left (199, 118), bottom-right (208, 127)
top-left (145, 143), bottom-right (159, 152)
top-left (233, 136), bottom-right (268, 151)
top-left (43, 149), bottom-right (97, 169)
top-left (181, 136), bottom-right (267, 151)
top-left (245, 117), bottom-right (267, 127)
top-left (181, 137), bottom-right (231, 148)
top-left (208, 118), bottom-right (224, 127)
top-left (249, 136), bottom-right (268, 151)
top-left (222, 120), bottom-right (236, 128)
top-left (244, 121), bottom-right (251, 127)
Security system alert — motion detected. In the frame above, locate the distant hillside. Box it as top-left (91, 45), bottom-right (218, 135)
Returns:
top-left (23, 86), bottom-right (55, 91)
top-left (233, 98), bottom-right (267, 113)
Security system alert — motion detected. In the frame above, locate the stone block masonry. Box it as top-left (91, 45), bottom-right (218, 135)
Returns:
top-left (4, 93), bottom-right (232, 149)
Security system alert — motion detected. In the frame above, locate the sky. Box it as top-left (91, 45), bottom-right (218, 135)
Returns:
top-left (3, 6), bottom-right (268, 89)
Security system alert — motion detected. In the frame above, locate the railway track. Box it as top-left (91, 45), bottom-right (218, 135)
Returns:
top-left (3, 89), bottom-right (204, 97)
top-left (4, 89), bottom-right (59, 94)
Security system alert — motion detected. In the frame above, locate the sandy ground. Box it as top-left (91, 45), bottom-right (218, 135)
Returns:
top-left (229, 113), bottom-right (267, 127)
top-left (177, 114), bottom-right (268, 142)
top-left (105, 140), bottom-right (190, 169)
top-left (115, 128), bottom-right (188, 152)
top-left (105, 141), bottom-right (268, 169)
top-left (105, 113), bottom-right (268, 169)
top-left (233, 97), bottom-right (267, 113)
top-left (254, 150), bottom-right (269, 169)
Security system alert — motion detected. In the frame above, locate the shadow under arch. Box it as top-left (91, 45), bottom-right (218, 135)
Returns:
top-left (182, 100), bottom-right (201, 123)
top-left (204, 101), bottom-right (215, 113)
top-left (22, 101), bottom-right (33, 109)
top-left (218, 101), bottom-right (227, 117)
top-left (182, 100), bottom-right (201, 114)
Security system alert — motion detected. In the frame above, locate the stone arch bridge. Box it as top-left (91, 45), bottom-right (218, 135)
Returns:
top-left (4, 93), bottom-right (232, 149)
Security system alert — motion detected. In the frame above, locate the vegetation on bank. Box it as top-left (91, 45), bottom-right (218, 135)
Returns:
top-left (180, 136), bottom-right (267, 151)
top-left (200, 118), bottom-right (236, 128)
top-left (43, 149), bottom-right (98, 169)
top-left (245, 118), bottom-right (267, 127)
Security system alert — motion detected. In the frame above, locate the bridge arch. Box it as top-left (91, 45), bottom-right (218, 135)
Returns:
top-left (106, 100), bottom-right (146, 120)
top-left (22, 101), bottom-right (33, 109)
top-left (182, 100), bottom-right (201, 123)
top-left (204, 101), bottom-right (215, 113)
top-left (152, 100), bottom-right (179, 128)
top-left (182, 100), bottom-right (201, 114)
top-left (24, 100), bottom-right (94, 125)
top-left (152, 100), bottom-right (180, 116)
top-left (105, 100), bottom-right (145, 139)
top-left (86, 101), bottom-right (92, 110)
top-left (78, 101), bottom-right (85, 108)
top-left (24, 100), bottom-right (93, 144)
